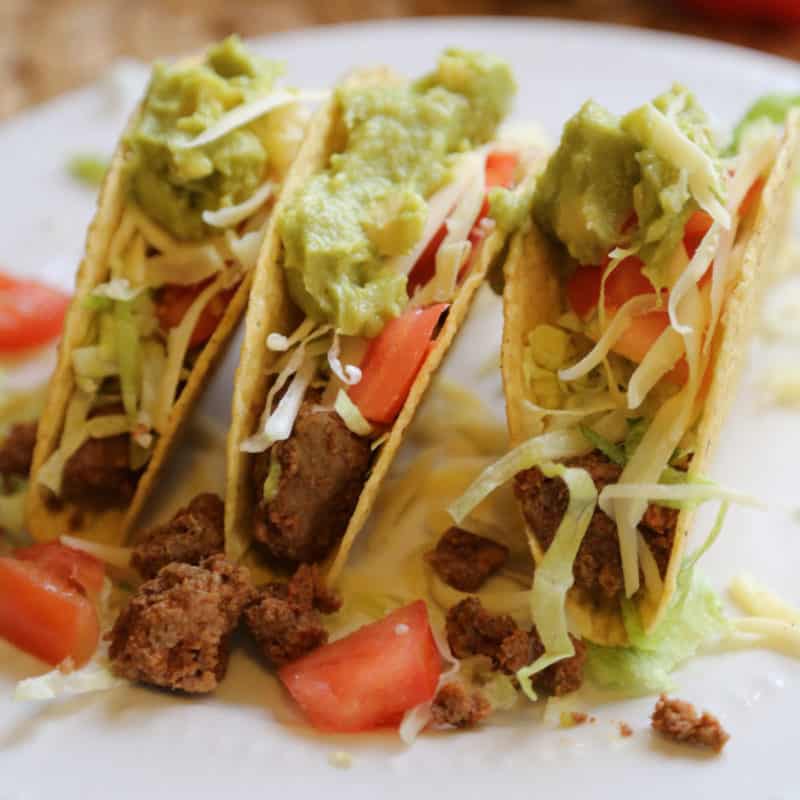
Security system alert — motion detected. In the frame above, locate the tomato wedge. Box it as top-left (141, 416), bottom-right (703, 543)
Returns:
top-left (484, 151), bottom-right (518, 190)
top-left (15, 542), bottom-right (105, 601)
top-left (566, 265), bottom-right (603, 320)
top-left (406, 151), bottom-right (519, 296)
top-left (0, 557), bottom-right (99, 667)
top-left (155, 279), bottom-right (237, 349)
top-left (349, 303), bottom-right (448, 425)
top-left (0, 272), bottom-right (70, 354)
top-left (279, 600), bottom-right (441, 733)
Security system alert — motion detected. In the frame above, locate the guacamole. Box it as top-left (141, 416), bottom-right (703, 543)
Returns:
top-left (279, 49), bottom-right (516, 338)
top-left (533, 85), bottom-right (722, 290)
top-left (127, 36), bottom-right (283, 241)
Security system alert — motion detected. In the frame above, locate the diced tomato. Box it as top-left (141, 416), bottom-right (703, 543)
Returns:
top-left (682, 210), bottom-right (714, 261)
top-left (406, 225), bottom-right (448, 297)
top-left (0, 557), bottom-right (99, 667)
top-left (15, 542), bottom-right (105, 601)
top-left (349, 303), bottom-right (448, 425)
top-left (566, 265), bottom-right (603, 320)
top-left (0, 272), bottom-right (70, 354)
top-left (279, 600), bottom-right (441, 733)
top-left (155, 279), bottom-right (237, 349)
top-left (739, 177), bottom-right (765, 221)
top-left (484, 151), bottom-right (518, 190)
top-left (407, 151), bottom-right (519, 296)
top-left (603, 256), bottom-right (653, 309)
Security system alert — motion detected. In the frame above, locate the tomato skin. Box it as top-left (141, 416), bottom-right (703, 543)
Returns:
top-left (15, 542), bottom-right (105, 601)
top-left (603, 256), bottom-right (653, 309)
top-left (0, 273), bottom-right (70, 353)
top-left (0, 558), bottom-right (99, 667)
top-left (155, 280), bottom-right (236, 349)
top-left (349, 303), bottom-right (448, 425)
top-left (279, 600), bottom-right (441, 733)
top-left (682, 210), bottom-right (714, 261)
top-left (406, 224), bottom-right (448, 298)
top-left (484, 151), bottom-right (518, 190)
top-left (566, 265), bottom-right (603, 320)
top-left (739, 177), bottom-right (764, 221)
top-left (407, 151), bottom-right (519, 296)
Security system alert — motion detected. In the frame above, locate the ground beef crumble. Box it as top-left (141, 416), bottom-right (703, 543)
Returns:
top-left (244, 564), bottom-right (342, 667)
top-left (651, 694), bottom-right (729, 753)
top-left (431, 683), bottom-right (491, 728)
top-left (0, 421), bottom-right (36, 487)
top-left (426, 527), bottom-right (509, 592)
top-left (514, 450), bottom-right (678, 602)
top-left (131, 493), bottom-right (225, 579)
top-left (108, 555), bottom-right (253, 693)
top-left (252, 401), bottom-right (372, 563)
top-left (446, 597), bottom-right (585, 696)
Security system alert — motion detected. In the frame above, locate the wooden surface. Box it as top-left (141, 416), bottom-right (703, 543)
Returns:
top-left (3, 0), bottom-right (799, 120)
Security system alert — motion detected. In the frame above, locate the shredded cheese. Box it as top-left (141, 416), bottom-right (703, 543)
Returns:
top-left (174, 90), bottom-right (329, 150)
top-left (202, 180), bottom-right (274, 228)
top-left (559, 294), bottom-right (659, 383)
top-left (153, 267), bottom-right (242, 433)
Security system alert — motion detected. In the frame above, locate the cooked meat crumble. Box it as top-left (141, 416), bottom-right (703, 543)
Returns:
top-left (0, 421), bottom-right (37, 487)
top-left (108, 555), bottom-right (253, 693)
top-left (446, 597), bottom-right (585, 696)
top-left (244, 563), bottom-right (342, 667)
top-left (431, 682), bottom-right (491, 728)
top-left (132, 493), bottom-right (225, 579)
top-left (427, 527), bottom-right (509, 592)
top-left (514, 450), bottom-right (678, 602)
top-left (651, 694), bottom-right (729, 752)
top-left (252, 400), bottom-right (371, 563)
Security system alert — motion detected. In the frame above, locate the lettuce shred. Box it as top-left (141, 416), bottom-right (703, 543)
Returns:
top-left (586, 571), bottom-right (728, 695)
top-left (586, 503), bottom-right (731, 695)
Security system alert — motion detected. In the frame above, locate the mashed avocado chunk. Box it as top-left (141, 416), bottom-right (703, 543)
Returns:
top-left (533, 85), bottom-right (722, 290)
top-left (279, 49), bottom-right (515, 338)
top-left (127, 36), bottom-right (283, 240)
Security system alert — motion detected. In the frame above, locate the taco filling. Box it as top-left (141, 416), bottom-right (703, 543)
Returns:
top-left (237, 49), bottom-right (535, 567)
top-left (34, 37), bottom-right (316, 517)
top-left (452, 84), bottom-right (789, 662)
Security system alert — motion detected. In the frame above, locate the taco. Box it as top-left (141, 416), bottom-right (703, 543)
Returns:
top-left (453, 87), bottom-right (800, 648)
top-left (26, 36), bottom-right (323, 544)
top-left (226, 49), bottom-right (543, 579)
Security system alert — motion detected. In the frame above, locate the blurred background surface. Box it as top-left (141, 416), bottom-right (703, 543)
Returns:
top-left (3, 0), bottom-right (800, 120)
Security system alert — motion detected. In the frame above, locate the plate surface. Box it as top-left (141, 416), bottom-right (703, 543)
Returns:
top-left (1, 17), bottom-right (799, 800)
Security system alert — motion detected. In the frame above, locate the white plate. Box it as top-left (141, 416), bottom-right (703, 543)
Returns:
top-left (1, 17), bottom-right (799, 800)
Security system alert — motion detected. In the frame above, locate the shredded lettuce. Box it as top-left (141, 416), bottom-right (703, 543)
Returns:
top-left (730, 94), bottom-right (800, 154)
top-left (261, 452), bottom-right (282, 504)
top-left (448, 412), bottom-right (626, 525)
top-left (15, 656), bottom-right (125, 701)
top-left (587, 571), bottom-right (728, 695)
top-left (586, 503), bottom-right (730, 695)
top-left (517, 464), bottom-right (596, 700)
top-left (334, 390), bottom-right (372, 437)
top-left (579, 423), bottom-right (625, 466)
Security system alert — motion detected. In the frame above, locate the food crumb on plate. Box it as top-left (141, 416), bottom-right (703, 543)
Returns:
top-left (651, 694), bottom-right (729, 753)
top-left (618, 722), bottom-right (633, 738)
top-left (329, 751), bottom-right (354, 769)
top-left (559, 711), bottom-right (594, 728)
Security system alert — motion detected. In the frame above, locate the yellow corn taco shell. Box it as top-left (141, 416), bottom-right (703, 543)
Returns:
top-left (26, 53), bottom-right (297, 546)
top-left (226, 67), bottom-right (542, 583)
top-left (502, 111), bottom-right (800, 646)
